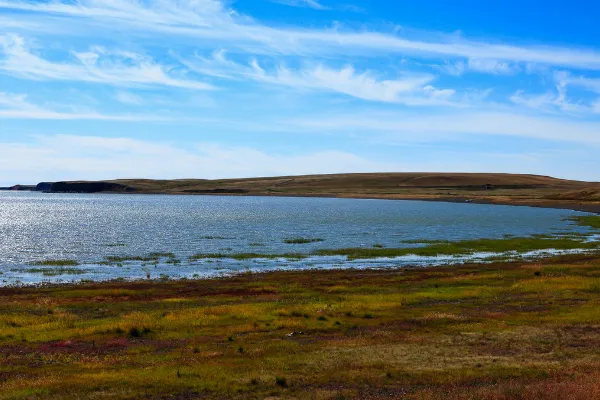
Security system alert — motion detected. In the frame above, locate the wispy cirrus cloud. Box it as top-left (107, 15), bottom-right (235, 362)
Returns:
top-left (0, 34), bottom-right (213, 90)
top-left (2, 0), bottom-right (600, 70)
top-left (183, 51), bottom-right (462, 105)
top-left (438, 58), bottom-right (518, 76)
top-left (467, 58), bottom-right (517, 75)
top-left (114, 91), bottom-right (144, 105)
top-left (509, 90), bottom-right (592, 114)
top-left (562, 74), bottom-right (600, 94)
top-left (508, 71), bottom-right (600, 115)
top-left (0, 92), bottom-right (168, 120)
top-left (272, 0), bottom-right (329, 10)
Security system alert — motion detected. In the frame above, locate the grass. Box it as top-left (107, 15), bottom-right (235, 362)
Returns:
top-left (569, 215), bottom-right (600, 229)
top-left (189, 252), bottom-right (307, 261)
top-left (315, 236), bottom-right (600, 260)
top-left (26, 229), bottom-right (600, 269)
top-left (22, 267), bottom-right (89, 277)
top-left (30, 260), bottom-right (80, 267)
top-left (148, 252), bottom-right (176, 259)
top-left (283, 238), bottom-right (325, 244)
top-left (182, 234), bottom-right (600, 262)
top-left (2, 254), bottom-right (600, 399)
top-left (104, 253), bottom-right (176, 264)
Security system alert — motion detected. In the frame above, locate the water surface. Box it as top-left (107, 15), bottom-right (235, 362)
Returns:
top-left (0, 192), bottom-right (593, 285)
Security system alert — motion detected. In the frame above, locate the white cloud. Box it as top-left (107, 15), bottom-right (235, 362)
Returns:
top-left (438, 58), bottom-right (516, 76)
top-left (272, 0), bottom-right (329, 10)
top-left (114, 91), bottom-right (143, 105)
top-left (509, 72), bottom-right (599, 114)
top-left (183, 51), bottom-right (463, 105)
top-left (510, 91), bottom-right (557, 111)
top-left (0, 34), bottom-right (213, 90)
top-left (2, 0), bottom-right (600, 69)
top-left (438, 60), bottom-right (466, 76)
top-left (562, 75), bottom-right (600, 94)
top-left (467, 58), bottom-right (516, 75)
top-left (0, 92), bottom-right (167, 120)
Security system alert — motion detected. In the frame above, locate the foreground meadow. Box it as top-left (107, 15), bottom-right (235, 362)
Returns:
top-left (2, 254), bottom-right (600, 399)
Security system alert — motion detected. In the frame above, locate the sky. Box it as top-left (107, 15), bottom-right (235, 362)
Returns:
top-left (1, 0), bottom-right (600, 186)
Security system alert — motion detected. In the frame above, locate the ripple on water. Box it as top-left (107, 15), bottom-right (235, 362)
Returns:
top-left (0, 192), bottom-right (596, 285)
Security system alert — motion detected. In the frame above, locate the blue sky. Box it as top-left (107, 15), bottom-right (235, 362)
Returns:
top-left (1, 0), bottom-right (600, 185)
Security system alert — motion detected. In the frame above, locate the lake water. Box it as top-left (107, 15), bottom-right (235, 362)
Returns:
top-left (0, 192), bottom-right (594, 285)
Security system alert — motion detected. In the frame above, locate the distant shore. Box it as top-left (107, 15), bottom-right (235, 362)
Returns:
top-left (3, 172), bottom-right (600, 213)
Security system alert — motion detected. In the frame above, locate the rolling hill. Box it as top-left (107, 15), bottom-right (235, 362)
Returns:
top-left (37, 173), bottom-right (600, 212)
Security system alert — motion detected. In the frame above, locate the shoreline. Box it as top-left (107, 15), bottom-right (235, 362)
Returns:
top-left (7, 189), bottom-right (600, 214)
top-left (4, 172), bottom-right (598, 213)
top-left (0, 251), bottom-right (597, 292)
top-left (252, 192), bottom-right (600, 214)
top-left (4, 247), bottom-right (600, 289)
top-left (0, 253), bottom-right (579, 292)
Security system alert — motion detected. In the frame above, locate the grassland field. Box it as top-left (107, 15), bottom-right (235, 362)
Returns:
top-left (1, 216), bottom-right (600, 399)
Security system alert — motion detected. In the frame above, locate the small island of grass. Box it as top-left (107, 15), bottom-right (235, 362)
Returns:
top-left (283, 237), bottom-right (325, 244)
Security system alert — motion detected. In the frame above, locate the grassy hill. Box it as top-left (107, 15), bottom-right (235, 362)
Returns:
top-left (46, 173), bottom-right (600, 212)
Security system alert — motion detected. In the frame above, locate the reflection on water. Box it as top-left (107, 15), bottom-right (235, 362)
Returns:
top-left (0, 192), bottom-right (592, 285)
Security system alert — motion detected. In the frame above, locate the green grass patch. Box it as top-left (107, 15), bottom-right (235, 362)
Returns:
top-left (23, 267), bottom-right (89, 276)
top-left (315, 236), bottom-right (599, 260)
top-left (104, 253), bottom-right (177, 264)
top-left (30, 259), bottom-right (80, 267)
top-left (189, 253), bottom-right (307, 261)
top-left (283, 237), bottom-right (325, 244)
top-left (569, 215), bottom-right (600, 229)
top-left (148, 252), bottom-right (176, 259)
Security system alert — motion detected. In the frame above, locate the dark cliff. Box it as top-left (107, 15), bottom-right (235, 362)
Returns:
top-left (50, 181), bottom-right (134, 193)
top-left (35, 182), bottom-right (54, 192)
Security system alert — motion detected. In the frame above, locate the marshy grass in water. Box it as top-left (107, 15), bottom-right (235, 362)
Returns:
top-left (283, 237), bottom-right (325, 244)
top-left (22, 267), bottom-right (89, 276)
top-left (25, 231), bottom-right (600, 277)
top-left (30, 259), bottom-right (80, 267)
top-left (569, 215), bottom-right (600, 229)
top-left (104, 252), bottom-right (176, 264)
top-left (315, 235), bottom-right (600, 260)
top-left (148, 252), bottom-right (176, 259)
top-left (189, 252), bottom-right (308, 261)
top-left (185, 233), bottom-right (599, 262)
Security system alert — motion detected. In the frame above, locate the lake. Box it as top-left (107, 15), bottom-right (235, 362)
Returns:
top-left (0, 191), bottom-right (594, 285)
